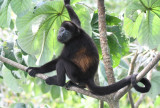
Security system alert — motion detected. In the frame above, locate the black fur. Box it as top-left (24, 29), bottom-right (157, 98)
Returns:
top-left (27, 0), bottom-right (151, 95)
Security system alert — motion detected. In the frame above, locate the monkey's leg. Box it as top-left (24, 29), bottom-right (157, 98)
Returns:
top-left (45, 59), bottom-right (66, 86)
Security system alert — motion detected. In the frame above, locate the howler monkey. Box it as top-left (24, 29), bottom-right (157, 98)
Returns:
top-left (27, 0), bottom-right (151, 95)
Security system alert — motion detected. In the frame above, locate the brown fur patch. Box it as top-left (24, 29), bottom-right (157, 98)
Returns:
top-left (72, 48), bottom-right (93, 72)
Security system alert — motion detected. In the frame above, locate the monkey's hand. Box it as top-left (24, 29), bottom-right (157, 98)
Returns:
top-left (64, 0), bottom-right (70, 5)
top-left (65, 81), bottom-right (86, 90)
top-left (65, 81), bottom-right (75, 90)
top-left (26, 67), bottom-right (40, 77)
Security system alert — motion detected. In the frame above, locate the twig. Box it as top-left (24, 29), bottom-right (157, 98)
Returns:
top-left (77, 2), bottom-right (94, 11)
top-left (115, 53), bottom-right (160, 100)
top-left (128, 91), bottom-right (135, 108)
top-left (127, 52), bottom-right (138, 108)
top-left (128, 51), bottom-right (138, 75)
top-left (134, 94), bottom-right (146, 108)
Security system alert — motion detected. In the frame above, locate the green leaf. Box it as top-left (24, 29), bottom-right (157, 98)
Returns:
top-left (91, 11), bottom-right (121, 31)
top-left (73, 4), bottom-right (92, 35)
top-left (0, 0), bottom-right (4, 8)
top-left (10, 0), bottom-right (32, 16)
top-left (27, 55), bottom-right (37, 67)
top-left (119, 59), bottom-right (129, 70)
top-left (51, 85), bottom-right (60, 99)
top-left (62, 87), bottom-right (68, 100)
top-left (16, 0), bottom-right (92, 65)
top-left (147, 71), bottom-right (160, 99)
top-left (13, 103), bottom-right (27, 108)
top-left (125, 1), bottom-right (145, 22)
top-left (70, 0), bottom-right (81, 4)
top-left (91, 12), bottom-right (129, 67)
top-left (10, 19), bottom-right (14, 29)
top-left (92, 33), bottom-right (102, 59)
top-left (41, 81), bottom-right (51, 93)
top-left (2, 66), bottom-right (23, 92)
top-left (99, 61), bottom-right (107, 82)
top-left (107, 26), bottom-right (129, 68)
top-left (3, 42), bottom-right (18, 70)
top-left (0, 0), bottom-right (11, 28)
top-left (106, 14), bottom-right (121, 25)
top-left (124, 0), bottom-right (160, 49)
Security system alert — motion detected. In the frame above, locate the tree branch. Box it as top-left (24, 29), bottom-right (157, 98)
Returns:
top-left (128, 91), bottom-right (135, 108)
top-left (134, 70), bottom-right (152, 108)
top-left (0, 55), bottom-right (111, 102)
top-left (98, 0), bottom-right (115, 85)
top-left (128, 52), bottom-right (138, 108)
top-left (134, 94), bottom-right (146, 108)
top-left (1, 53), bottom-right (160, 103)
top-left (115, 52), bottom-right (160, 100)
top-left (128, 52), bottom-right (138, 75)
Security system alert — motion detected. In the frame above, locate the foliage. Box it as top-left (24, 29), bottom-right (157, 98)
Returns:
top-left (0, 0), bottom-right (160, 107)
top-left (91, 11), bottom-right (129, 68)
top-left (124, 0), bottom-right (160, 50)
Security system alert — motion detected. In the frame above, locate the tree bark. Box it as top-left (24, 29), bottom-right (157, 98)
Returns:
top-left (97, 0), bottom-right (115, 86)
top-left (97, 0), bottom-right (118, 107)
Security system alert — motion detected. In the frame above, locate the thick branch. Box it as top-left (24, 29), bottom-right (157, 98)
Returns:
top-left (0, 55), bottom-right (111, 102)
top-left (115, 53), bottom-right (160, 100)
top-left (98, 0), bottom-right (115, 85)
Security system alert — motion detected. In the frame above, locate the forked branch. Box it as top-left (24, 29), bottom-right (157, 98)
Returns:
top-left (0, 53), bottom-right (160, 102)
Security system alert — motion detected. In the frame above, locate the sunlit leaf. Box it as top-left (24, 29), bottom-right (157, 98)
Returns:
top-left (2, 66), bottom-right (23, 92)
top-left (124, 0), bottom-right (160, 49)
top-left (13, 103), bottom-right (27, 108)
top-left (10, 0), bottom-right (32, 16)
top-left (147, 71), bottom-right (160, 99)
top-left (3, 42), bottom-right (18, 70)
top-left (51, 85), bottom-right (60, 99)
top-left (0, 0), bottom-right (11, 28)
top-left (41, 81), bottom-right (51, 93)
top-left (91, 11), bottom-right (129, 67)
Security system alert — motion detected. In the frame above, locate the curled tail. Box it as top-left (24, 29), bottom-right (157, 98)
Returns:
top-left (86, 74), bottom-right (151, 95)
top-left (131, 75), bottom-right (151, 93)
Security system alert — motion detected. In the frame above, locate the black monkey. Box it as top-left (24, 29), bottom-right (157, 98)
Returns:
top-left (27, 0), bottom-right (151, 95)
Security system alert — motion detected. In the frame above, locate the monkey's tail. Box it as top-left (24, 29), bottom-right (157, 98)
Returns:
top-left (86, 75), bottom-right (151, 95)
top-left (131, 75), bottom-right (151, 93)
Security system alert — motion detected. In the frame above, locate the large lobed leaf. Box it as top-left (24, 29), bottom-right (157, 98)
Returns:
top-left (10, 0), bottom-right (32, 16)
top-left (16, 0), bottom-right (92, 65)
top-left (147, 71), bottom-right (160, 99)
top-left (0, 0), bottom-right (11, 28)
top-left (124, 0), bottom-right (160, 50)
top-left (2, 66), bottom-right (23, 93)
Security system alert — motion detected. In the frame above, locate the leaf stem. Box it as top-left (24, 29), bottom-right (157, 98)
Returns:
top-left (139, 0), bottom-right (149, 9)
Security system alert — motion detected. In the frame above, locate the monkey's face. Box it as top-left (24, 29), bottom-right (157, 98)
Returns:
top-left (57, 21), bottom-right (78, 43)
top-left (57, 27), bottom-right (72, 43)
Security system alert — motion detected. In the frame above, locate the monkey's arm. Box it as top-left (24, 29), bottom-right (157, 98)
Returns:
top-left (64, 0), bottom-right (81, 27)
top-left (27, 58), bottom-right (58, 77)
